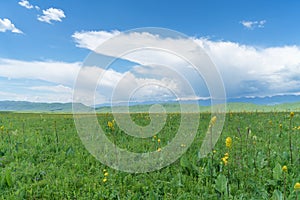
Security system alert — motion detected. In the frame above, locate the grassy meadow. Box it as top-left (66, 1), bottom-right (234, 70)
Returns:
top-left (0, 111), bottom-right (300, 199)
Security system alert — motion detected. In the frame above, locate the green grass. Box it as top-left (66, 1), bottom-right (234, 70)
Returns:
top-left (0, 111), bottom-right (299, 199)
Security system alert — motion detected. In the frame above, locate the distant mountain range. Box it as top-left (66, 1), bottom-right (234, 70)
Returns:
top-left (0, 94), bottom-right (300, 112)
top-left (0, 101), bottom-right (88, 112)
top-left (227, 94), bottom-right (300, 106)
top-left (94, 94), bottom-right (300, 107)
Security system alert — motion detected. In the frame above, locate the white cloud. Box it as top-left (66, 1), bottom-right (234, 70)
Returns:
top-left (0, 90), bottom-right (73, 103)
top-left (240, 20), bottom-right (266, 29)
top-left (0, 58), bottom-right (179, 105)
top-left (72, 30), bottom-right (120, 50)
top-left (0, 18), bottom-right (23, 34)
top-left (18, 0), bottom-right (40, 10)
top-left (0, 59), bottom-right (81, 103)
top-left (38, 8), bottom-right (66, 24)
top-left (73, 29), bottom-right (300, 99)
top-left (29, 84), bottom-right (73, 93)
top-left (2, 29), bottom-right (300, 104)
top-left (18, 0), bottom-right (33, 9)
top-left (195, 39), bottom-right (300, 96)
top-left (0, 58), bottom-right (80, 85)
top-left (73, 65), bottom-right (183, 105)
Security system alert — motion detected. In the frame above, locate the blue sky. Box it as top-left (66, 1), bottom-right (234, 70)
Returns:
top-left (1, 0), bottom-right (300, 103)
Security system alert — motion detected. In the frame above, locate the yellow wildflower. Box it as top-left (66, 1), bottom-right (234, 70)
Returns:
top-left (224, 152), bottom-right (229, 158)
top-left (107, 121), bottom-right (113, 127)
top-left (107, 121), bottom-right (114, 130)
top-left (104, 172), bottom-right (109, 177)
top-left (222, 157), bottom-right (228, 166)
top-left (282, 165), bottom-right (288, 172)
top-left (103, 178), bottom-right (107, 183)
top-left (210, 116), bottom-right (217, 126)
top-left (157, 148), bottom-right (161, 152)
top-left (279, 124), bottom-right (283, 129)
top-left (157, 139), bottom-right (161, 143)
top-left (181, 144), bottom-right (186, 147)
top-left (290, 112), bottom-right (294, 118)
top-left (294, 182), bottom-right (300, 191)
top-left (221, 152), bottom-right (229, 166)
top-left (225, 137), bottom-right (232, 148)
top-left (153, 135), bottom-right (157, 139)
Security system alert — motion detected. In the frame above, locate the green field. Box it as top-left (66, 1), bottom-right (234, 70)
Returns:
top-left (0, 111), bottom-right (299, 199)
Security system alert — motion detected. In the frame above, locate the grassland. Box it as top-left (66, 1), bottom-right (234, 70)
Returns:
top-left (0, 111), bottom-right (299, 199)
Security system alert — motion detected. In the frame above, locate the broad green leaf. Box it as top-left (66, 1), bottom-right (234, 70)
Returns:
top-left (215, 174), bottom-right (227, 194)
top-left (5, 170), bottom-right (13, 187)
top-left (272, 163), bottom-right (282, 180)
top-left (271, 189), bottom-right (283, 200)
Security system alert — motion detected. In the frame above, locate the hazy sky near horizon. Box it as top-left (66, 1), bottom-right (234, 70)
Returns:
top-left (1, 0), bottom-right (300, 103)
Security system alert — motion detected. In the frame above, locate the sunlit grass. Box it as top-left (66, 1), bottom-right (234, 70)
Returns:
top-left (0, 111), bottom-right (299, 199)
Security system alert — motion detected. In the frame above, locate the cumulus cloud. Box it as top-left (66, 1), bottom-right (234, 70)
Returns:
top-left (18, 0), bottom-right (33, 9)
top-left (73, 32), bottom-right (224, 106)
top-left (0, 18), bottom-right (23, 34)
top-left (73, 30), bottom-right (300, 99)
top-left (240, 20), bottom-right (266, 29)
top-left (38, 8), bottom-right (66, 23)
top-left (196, 39), bottom-right (300, 97)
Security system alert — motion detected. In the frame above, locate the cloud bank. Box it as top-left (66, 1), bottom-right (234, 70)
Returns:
top-left (72, 30), bottom-right (300, 99)
top-left (0, 59), bottom-right (80, 103)
top-left (1, 29), bottom-right (300, 104)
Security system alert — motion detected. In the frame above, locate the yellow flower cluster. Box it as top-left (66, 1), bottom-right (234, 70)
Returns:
top-left (290, 112), bottom-right (294, 118)
top-left (221, 152), bottom-right (229, 166)
top-left (225, 137), bottom-right (232, 148)
top-left (102, 169), bottom-right (109, 183)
